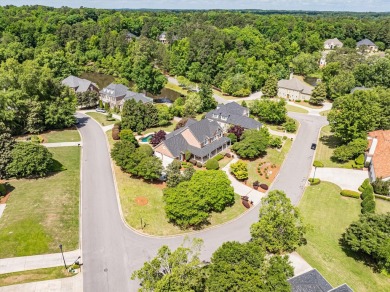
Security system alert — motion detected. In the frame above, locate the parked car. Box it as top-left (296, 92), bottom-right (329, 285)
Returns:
top-left (96, 108), bottom-right (106, 113)
top-left (311, 143), bottom-right (317, 150)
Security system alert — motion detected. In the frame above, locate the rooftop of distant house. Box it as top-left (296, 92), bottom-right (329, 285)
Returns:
top-left (278, 77), bottom-right (313, 95)
top-left (100, 83), bottom-right (153, 103)
top-left (324, 38), bottom-right (343, 45)
top-left (368, 130), bottom-right (390, 179)
top-left (61, 75), bottom-right (98, 93)
top-left (357, 38), bottom-right (376, 47)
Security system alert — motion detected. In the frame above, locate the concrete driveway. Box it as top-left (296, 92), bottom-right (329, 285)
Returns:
top-left (310, 167), bottom-right (368, 191)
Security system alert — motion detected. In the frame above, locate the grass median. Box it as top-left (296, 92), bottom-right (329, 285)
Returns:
top-left (86, 112), bottom-right (117, 126)
top-left (0, 147), bottom-right (80, 258)
top-left (298, 182), bottom-right (390, 292)
top-left (42, 128), bottom-right (81, 143)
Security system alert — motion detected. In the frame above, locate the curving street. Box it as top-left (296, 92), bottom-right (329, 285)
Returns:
top-left (77, 110), bottom-right (328, 291)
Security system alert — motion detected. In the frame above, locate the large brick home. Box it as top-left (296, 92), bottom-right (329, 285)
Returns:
top-left (61, 75), bottom-right (99, 93)
top-left (366, 130), bottom-right (390, 182)
top-left (99, 83), bottom-right (153, 110)
top-left (154, 119), bottom-right (230, 167)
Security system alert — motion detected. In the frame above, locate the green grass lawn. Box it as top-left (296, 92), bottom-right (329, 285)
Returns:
top-left (212, 89), bottom-right (238, 100)
top-left (320, 109), bottom-right (331, 117)
top-left (298, 182), bottom-right (390, 292)
top-left (286, 104), bottom-right (309, 114)
top-left (245, 139), bottom-right (292, 186)
top-left (0, 267), bottom-right (75, 287)
top-left (315, 125), bottom-right (354, 169)
top-left (293, 101), bottom-right (323, 109)
top-left (0, 147), bottom-right (80, 258)
top-left (86, 112), bottom-right (117, 126)
top-left (41, 128), bottom-right (81, 143)
top-left (376, 198), bottom-right (390, 214)
top-left (142, 121), bottom-right (178, 135)
top-left (219, 156), bottom-right (233, 169)
top-left (165, 82), bottom-right (188, 96)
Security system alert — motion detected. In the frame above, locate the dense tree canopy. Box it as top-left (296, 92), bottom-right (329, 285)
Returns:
top-left (163, 170), bottom-right (235, 228)
top-left (250, 190), bottom-right (307, 254)
top-left (232, 128), bottom-right (270, 159)
top-left (250, 99), bottom-right (287, 124)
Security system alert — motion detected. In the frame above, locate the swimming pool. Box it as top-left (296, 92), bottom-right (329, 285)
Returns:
top-left (140, 134), bottom-right (154, 143)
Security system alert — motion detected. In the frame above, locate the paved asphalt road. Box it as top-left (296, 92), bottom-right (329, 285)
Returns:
top-left (77, 111), bottom-right (328, 292)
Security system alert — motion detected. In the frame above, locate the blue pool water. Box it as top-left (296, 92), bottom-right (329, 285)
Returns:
top-left (140, 134), bottom-right (154, 143)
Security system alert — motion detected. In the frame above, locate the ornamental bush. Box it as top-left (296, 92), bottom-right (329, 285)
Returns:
top-left (313, 160), bottom-right (324, 168)
top-left (372, 178), bottom-right (390, 196)
top-left (340, 190), bottom-right (360, 199)
top-left (308, 178), bottom-right (321, 185)
top-left (227, 133), bottom-right (237, 144)
top-left (120, 129), bottom-right (138, 146)
top-left (361, 199), bottom-right (376, 214)
top-left (361, 184), bottom-right (374, 200)
top-left (214, 154), bottom-right (224, 161)
top-left (355, 153), bottom-right (365, 166)
top-left (230, 160), bottom-right (248, 180)
top-left (205, 159), bottom-right (219, 170)
top-left (112, 128), bottom-right (120, 140)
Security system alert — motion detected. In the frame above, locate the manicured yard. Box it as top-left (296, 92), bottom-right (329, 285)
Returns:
top-left (218, 156), bottom-right (234, 169)
top-left (41, 128), bottom-right (81, 143)
top-left (106, 131), bottom-right (246, 235)
top-left (165, 82), bottom-right (188, 96)
top-left (376, 198), bottom-right (390, 214)
top-left (245, 139), bottom-right (292, 186)
top-left (0, 267), bottom-right (74, 287)
top-left (86, 112), bottom-right (117, 126)
top-left (320, 109), bottom-right (331, 117)
top-left (0, 147), bottom-right (80, 258)
top-left (142, 121), bottom-right (178, 135)
top-left (298, 182), bottom-right (390, 292)
top-left (212, 89), bottom-right (238, 100)
top-left (286, 104), bottom-right (309, 114)
top-left (315, 125), bottom-right (354, 169)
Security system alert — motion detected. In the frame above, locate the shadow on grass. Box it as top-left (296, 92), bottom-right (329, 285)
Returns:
top-left (48, 159), bottom-right (67, 174)
top-left (320, 134), bottom-right (343, 149)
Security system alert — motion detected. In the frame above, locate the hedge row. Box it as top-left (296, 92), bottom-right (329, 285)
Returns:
top-left (375, 194), bottom-right (390, 201)
top-left (214, 153), bottom-right (224, 161)
top-left (340, 190), bottom-right (360, 199)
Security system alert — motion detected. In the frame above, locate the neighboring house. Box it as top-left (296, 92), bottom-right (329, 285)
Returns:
top-left (324, 38), bottom-right (343, 50)
top-left (319, 51), bottom-right (330, 67)
top-left (278, 77), bottom-right (314, 101)
top-left (158, 32), bottom-right (168, 44)
top-left (99, 83), bottom-right (153, 110)
top-left (154, 119), bottom-right (230, 167)
top-left (288, 269), bottom-right (353, 292)
top-left (206, 102), bottom-right (262, 130)
top-left (125, 32), bottom-right (138, 41)
top-left (356, 38), bottom-right (378, 52)
top-left (61, 75), bottom-right (99, 93)
top-left (366, 130), bottom-right (390, 182)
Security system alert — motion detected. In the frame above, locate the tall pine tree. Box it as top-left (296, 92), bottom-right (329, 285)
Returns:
top-left (261, 75), bottom-right (278, 98)
top-left (309, 82), bottom-right (327, 105)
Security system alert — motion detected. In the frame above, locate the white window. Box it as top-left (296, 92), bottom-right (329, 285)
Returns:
top-left (212, 114), bottom-right (219, 119)
top-left (221, 116), bottom-right (228, 121)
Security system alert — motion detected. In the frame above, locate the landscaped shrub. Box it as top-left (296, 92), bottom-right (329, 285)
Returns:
top-left (372, 178), bottom-right (390, 195)
top-left (189, 159), bottom-right (197, 165)
top-left (313, 160), bottom-right (324, 167)
top-left (375, 194), bottom-right (390, 201)
top-left (0, 183), bottom-right (6, 196)
top-left (269, 137), bottom-right (282, 149)
top-left (120, 129), bottom-right (138, 145)
top-left (260, 183), bottom-right (268, 190)
top-left (230, 160), bottom-right (248, 180)
top-left (354, 154), bottom-right (365, 166)
top-left (283, 117), bottom-right (297, 133)
top-left (205, 159), bottom-right (219, 170)
top-left (253, 181), bottom-right (259, 187)
top-left (30, 135), bottom-right (44, 144)
top-left (196, 162), bottom-right (203, 168)
top-left (340, 190), bottom-right (360, 199)
top-left (214, 153), bottom-right (224, 161)
top-left (227, 133), bottom-right (237, 144)
top-left (361, 199), bottom-right (376, 214)
top-left (150, 130), bottom-right (166, 147)
top-left (295, 99), bottom-right (301, 102)
top-left (112, 128), bottom-right (120, 140)
top-left (361, 184), bottom-right (374, 200)
top-left (308, 178), bottom-right (321, 185)
top-left (225, 153), bottom-right (231, 158)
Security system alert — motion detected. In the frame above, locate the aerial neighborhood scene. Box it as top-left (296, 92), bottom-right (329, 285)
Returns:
top-left (0, 0), bottom-right (390, 291)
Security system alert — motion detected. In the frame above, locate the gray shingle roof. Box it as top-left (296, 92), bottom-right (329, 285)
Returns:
top-left (357, 38), bottom-right (376, 47)
top-left (324, 38), bottom-right (343, 46)
top-left (100, 83), bottom-right (128, 98)
top-left (329, 284), bottom-right (353, 292)
top-left (124, 91), bottom-right (153, 104)
top-left (206, 102), bottom-right (261, 130)
top-left (61, 75), bottom-right (97, 93)
top-left (160, 119), bottom-right (229, 159)
top-left (278, 78), bottom-right (313, 95)
top-left (288, 269), bottom-right (333, 292)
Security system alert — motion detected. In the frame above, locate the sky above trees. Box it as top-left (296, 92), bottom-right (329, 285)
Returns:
top-left (3, 0), bottom-right (390, 12)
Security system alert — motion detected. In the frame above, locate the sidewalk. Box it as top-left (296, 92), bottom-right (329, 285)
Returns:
top-left (267, 128), bottom-right (296, 139)
top-left (287, 101), bottom-right (332, 116)
top-left (222, 158), bottom-right (266, 205)
top-left (0, 250), bottom-right (81, 274)
top-left (42, 142), bottom-right (82, 148)
top-left (0, 274), bottom-right (82, 292)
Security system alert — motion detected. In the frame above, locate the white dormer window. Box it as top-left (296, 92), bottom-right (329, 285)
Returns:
top-left (221, 115), bottom-right (228, 121)
top-left (212, 114), bottom-right (219, 119)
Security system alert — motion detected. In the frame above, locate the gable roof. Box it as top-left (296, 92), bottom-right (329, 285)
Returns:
top-left (288, 269), bottom-right (333, 292)
top-left (329, 284), bottom-right (353, 292)
top-left (278, 77), bottom-right (313, 95)
top-left (61, 75), bottom-right (97, 93)
top-left (368, 130), bottom-right (390, 179)
top-left (357, 38), bottom-right (376, 47)
top-left (187, 118), bottom-right (221, 142)
top-left (100, 83), bottom-right (129, 98)
top-left (124, 91), bottom-right (153, 104)
top-left (206, 102), bottom-right (262, 130)
top-left (324, 38), bottom-right (343, 46)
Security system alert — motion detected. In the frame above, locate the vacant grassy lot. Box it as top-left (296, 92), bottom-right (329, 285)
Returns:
top-left (286, 104), bottom-right (309, 114)
top-left (86, 112), bottom-right (117, 126)
top-left (0, 267), bottom-right (74, 287)
top-left (298, 182), bottom-right (390, 292)
top-left (246, 139), bottom-right (292, 186)
top-left (0, 147), bottom-right (80, 258)
top-left (315, 125), bottom-right (354, 169)
top-left (142, 121), bottom-right (178, 135)
top-left (42, 128), bottom-right (80, 143)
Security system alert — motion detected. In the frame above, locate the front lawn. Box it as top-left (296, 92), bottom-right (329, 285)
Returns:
top-left (246, 139), bottom-right (292, 186)
top-left (142, 121), bottom-right (178, 135)
top-left (315, 125), bottom-right (354, 169)
top-left (286, 104), bottom-right (309, 114)
top-left (376, 198), bottom-right (390, 214)
top-left (0, 147), bottom-right (80, 258)
top-left (41, 128), bottom-right (81, 143)
top-left (86, 112), bottom-right (117, 126)
top-left (0, 267), bottom-right (74, 287)
top-left (298, 182), bottom-right (390, 292)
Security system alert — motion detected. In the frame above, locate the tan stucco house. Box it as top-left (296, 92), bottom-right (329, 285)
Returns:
top-left (277, 77), bottom-right (313, 101)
